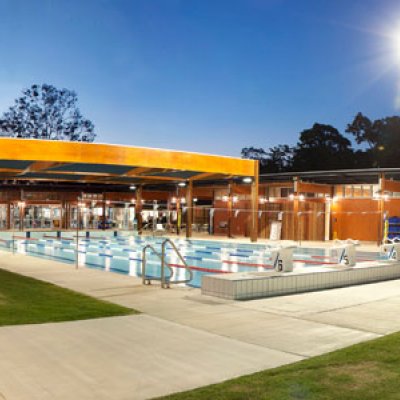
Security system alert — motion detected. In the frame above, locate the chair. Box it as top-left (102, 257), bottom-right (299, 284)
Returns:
top-left (153, 223), bottom-right (166, 236)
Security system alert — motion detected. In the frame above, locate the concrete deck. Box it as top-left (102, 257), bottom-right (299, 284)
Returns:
top-left (0, 250), bottom-right (399, 399)
top-left (0, 315), bottom-right (300, 400)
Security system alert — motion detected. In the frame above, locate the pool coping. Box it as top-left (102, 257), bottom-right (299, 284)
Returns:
top-left (201, 261), bottom-right (400, 300)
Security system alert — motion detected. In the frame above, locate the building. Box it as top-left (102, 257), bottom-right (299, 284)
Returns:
top-left (0, 138), bottom-right (398, 243)
top-left (0, 138), bottom-right (260, 240)
top-left (258, 169), bottom-right (400, 243)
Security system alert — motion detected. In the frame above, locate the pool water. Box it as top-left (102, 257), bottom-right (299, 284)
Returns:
top-left (0, 234), bottom-right (383, 288)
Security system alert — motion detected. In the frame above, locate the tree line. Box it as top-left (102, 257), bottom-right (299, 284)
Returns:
top-left (241, 113), bottom-right (400, 173)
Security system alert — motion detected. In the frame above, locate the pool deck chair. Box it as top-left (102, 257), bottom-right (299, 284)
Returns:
top-left (153, 223), bottom-right (167, 236)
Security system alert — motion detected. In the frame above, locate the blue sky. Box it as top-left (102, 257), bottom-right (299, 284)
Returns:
top-left (1, 0), bottom-right (400, 156)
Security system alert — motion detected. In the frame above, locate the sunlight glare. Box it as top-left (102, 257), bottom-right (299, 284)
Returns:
top-left (391, 24), bottom-right (400, 63)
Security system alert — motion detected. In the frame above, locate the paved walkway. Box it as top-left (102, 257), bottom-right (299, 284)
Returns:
top-left (0, 250), bottom-right (399, 399)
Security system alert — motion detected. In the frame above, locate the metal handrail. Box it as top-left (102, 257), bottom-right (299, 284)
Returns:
top-left (141, 239), bottom-right (194, 288)
top-left (161, 238), bottom-right (193, 287)
top-left (142, 243), bottom-right (174, 287)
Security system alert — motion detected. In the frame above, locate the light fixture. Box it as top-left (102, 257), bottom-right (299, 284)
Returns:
top-left (299, 194), bottom-right (305, 202)
top-left (232, 195), bottom-right (239, 203)
top-left (171, 197), bottom-right (177, 204)
top-left (106, 200), bottom-right (111, 205)
top-left (129, 185), bottom-right (136, 190)
top-left (373, 192), bottom-right (381, 200)
top-left (18, 201), bottom-right (26, 207)
top-left (222, 195), bottom-right (229, 202)
top-left (180, 197), bottom-right (186, 204)
top-left (242, 177), bottom-right (252, 184)
top-left (193, 198), bottom-right (198, 203)
top-left (289, 194), bottom-right (295, 201)
top-left (259, 197), bottom-right (267, 204)
top-left (178, 182), bottom-right (186, 187)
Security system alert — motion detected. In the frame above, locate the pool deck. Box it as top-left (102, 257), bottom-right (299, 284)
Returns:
top-left (1, 246), bottom-right (400, 399)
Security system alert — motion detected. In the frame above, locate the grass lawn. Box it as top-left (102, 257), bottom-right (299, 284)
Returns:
top-left (157, 332), bottom-right (400, 400)
top-left (0, 268), bottom-right (136, 325)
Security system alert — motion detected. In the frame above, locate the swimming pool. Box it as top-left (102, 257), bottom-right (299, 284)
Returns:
top-left (0, 233), bottom-right (383, 288)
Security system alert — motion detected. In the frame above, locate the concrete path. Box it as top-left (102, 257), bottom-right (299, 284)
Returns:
top-left (0, 315), bottom-right (300, 400)
top-left (1, 250), bottom-right (399, 399)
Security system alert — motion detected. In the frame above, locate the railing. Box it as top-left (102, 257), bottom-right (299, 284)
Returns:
top-left (142, 244), bottom-right (171, 287)
top-left (142, 238), bottom-right (193, 288)
top-left (161, 238), bottom-right (194, 287)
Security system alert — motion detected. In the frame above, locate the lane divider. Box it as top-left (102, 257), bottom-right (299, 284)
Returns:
top-left (221, 259), bottom-right (272, 268)
top-left (12, 236), bottom-right (38, 241)
top-left (168, 263), bottom-right (230, 274)
top-left (43, 235), bottom-right (74, 241)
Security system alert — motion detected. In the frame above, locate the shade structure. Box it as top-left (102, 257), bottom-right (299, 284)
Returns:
top-left (0, 138), bottom-right (257, 186)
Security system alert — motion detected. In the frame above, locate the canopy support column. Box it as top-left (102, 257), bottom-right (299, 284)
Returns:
top-left (6, 203), bottom-right (10, 230)
top-left (102, 193), bottom-right (106, 231)
top-left (227, 182), bottom-right (233, 239)
top-left (293, 177), bottom-right (299, 242)
top-left (250, 161), bottom-right (259, 242)
top-left (135, 187), bottom-right (143, 235)
top-left (379, 173), bottom-right (385, 246)
top-left (186, 181), bottom-right (193, 239)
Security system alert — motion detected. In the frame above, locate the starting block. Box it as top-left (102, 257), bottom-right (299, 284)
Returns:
top-left (381, 242), bottom-right (400, 261)
top-left (270, 245), bottom-right (296, 273)
top-left (331, 239), bottom-right (359, 267)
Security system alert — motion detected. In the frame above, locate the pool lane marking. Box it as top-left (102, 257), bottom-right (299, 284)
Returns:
top-left (167, 263), bottom-right (230, 274)
top-left (220, 259), bottom-right (272, 268)
top-left (293, 259), bottom-right (337, 265)
top-left (221, 258), bottom-right (338, 267)
top-left (43, 235), bottom-right (74, 241)
top-left (310, 254), bottom-right (377, 262)
top-left (20, 240), bottom-right (370, 268)
top-left (26, 241), bottom-right (344, 266)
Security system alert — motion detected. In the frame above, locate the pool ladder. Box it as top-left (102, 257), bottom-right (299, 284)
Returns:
top-left (142, 238), bottom-right (193, 288)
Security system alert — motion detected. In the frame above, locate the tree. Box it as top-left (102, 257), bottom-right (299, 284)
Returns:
top-left (0, 84), bottom-right (95, 142)
top-left (241, 145), bottom-right (294, 172)
top-left (264, 145), bottom-right (294, 173)
top-left (346, 113), bottom-right (400, 167)
top-left (242, 114), bottom-right (400, 172)
top-left (292, 123), bottom-right (354, 171)
top-left (345, 112), bottom-right (381, 149)
top-left (374, 116), bottom-right (400, 167)
top-left (241, 147), bottom-right (269, 166)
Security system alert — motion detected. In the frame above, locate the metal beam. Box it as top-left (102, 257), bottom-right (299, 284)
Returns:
top-left (190, 172), bottom-right (217, 181)
top-left (124, 167), bottom-right (154, 177)
top-left (81, 175), bottom-right (184, 184)
top-left (20, 161), bottom-right (68, 175)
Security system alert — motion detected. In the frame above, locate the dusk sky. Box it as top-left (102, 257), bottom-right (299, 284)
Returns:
top-left (1, 0), bottom-right (400, 156)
